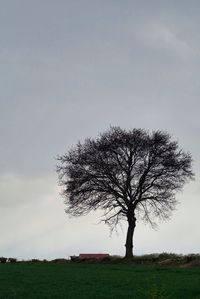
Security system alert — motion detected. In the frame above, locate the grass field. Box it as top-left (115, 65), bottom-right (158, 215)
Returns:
top-left (0, 262), bottom-right (200, 299)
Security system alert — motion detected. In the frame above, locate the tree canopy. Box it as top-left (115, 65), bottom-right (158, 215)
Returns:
top-left (57, 127), bottom-right (194, 257)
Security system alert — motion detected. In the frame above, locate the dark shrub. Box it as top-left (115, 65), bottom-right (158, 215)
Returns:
top-left (50, 258), bottom-right (69, 263)
top-left (8, 258), bottom-right (17, 263)
top-left (129, 254), bottom-right (159, 264)
top-left (185, 254), bottom-right (200, 263)
top-left (158, 252), bottom-right (181, 261)
top-left (0, 257), bottom-right (7, 263)
top-left (102, 255), bottom-right (123, 263)
top-left (30, 259), bottom-right (41, 263)
top-left (42, 259), bottom-right (48, 263)
top-left (70, 256), bottom-right (79, 262)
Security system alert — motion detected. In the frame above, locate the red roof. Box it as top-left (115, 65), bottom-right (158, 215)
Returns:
top-left (79, 253), bottom-right (109, 260)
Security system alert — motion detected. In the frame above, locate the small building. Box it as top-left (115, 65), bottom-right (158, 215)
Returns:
top-left (79, 253), bottom-right (109, 261)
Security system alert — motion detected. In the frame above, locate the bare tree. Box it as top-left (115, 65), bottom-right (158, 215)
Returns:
top-left (56, 127), bottom-right (194, 258)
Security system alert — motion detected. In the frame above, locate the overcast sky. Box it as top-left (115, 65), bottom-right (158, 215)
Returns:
top-left (0, 0), bottom-right (200, 260)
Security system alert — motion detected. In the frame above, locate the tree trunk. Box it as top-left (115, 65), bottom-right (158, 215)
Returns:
top-left (125, 216), bottom-right (136, 258)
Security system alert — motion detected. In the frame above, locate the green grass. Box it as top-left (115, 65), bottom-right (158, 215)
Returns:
top-left (0, 262), bottom-right (200, 298)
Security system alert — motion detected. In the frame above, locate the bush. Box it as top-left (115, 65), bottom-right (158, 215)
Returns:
top-left (42, 259), bottom-right (48, 263)
top-left (50, 258), bottom-right (69, 263)
top-left (30, 259), bottom-right (41, 263)
top-left (185, 254), bottom-right (200, 263)
top-left (101, 255), bottom-right (123, 263)
top-left (70, 256), bottom-right (79, 262)
top-left (158, 252), bottom-right (181, 261)
top-left (8, 258), bottom-right (17, 263)
top-left (132, 254), bottom-right (159, 264)
top-left (0, 257), bottom-right (7, 263)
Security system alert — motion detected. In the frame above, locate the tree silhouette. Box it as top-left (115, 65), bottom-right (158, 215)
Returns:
top-left (56, 127), bottom-right (194, 257)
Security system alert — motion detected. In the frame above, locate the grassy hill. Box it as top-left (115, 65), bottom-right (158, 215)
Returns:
top-left (0, 262), bottom-right (200, 298)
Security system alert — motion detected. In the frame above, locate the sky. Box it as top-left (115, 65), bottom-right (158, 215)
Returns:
top-left (0, 0), bottom-right (200, 260)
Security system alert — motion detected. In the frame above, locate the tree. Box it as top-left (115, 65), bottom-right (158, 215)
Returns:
top-left (56, 127), bottom-right (194, 258)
